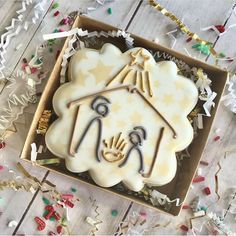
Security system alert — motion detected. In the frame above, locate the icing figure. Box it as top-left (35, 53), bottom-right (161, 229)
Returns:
top-left (119, 126), bottom-right (147, 174)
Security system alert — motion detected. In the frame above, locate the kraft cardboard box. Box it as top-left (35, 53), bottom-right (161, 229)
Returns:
top-left (21, 15), bottom-right (228, 216)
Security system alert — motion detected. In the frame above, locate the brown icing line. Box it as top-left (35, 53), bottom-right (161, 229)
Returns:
top-left (68, 105), bottom-right (80, 156)
top-left (67, 85), bottom-right (131, 108)
top-left (142, 127), bottom-right (165, 178)
top-left (145, 71), bottom-right (153, 97)
top-left (131, 88), bottom-right (177, 138)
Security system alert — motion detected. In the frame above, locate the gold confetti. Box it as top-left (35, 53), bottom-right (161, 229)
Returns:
top-left (36, 110), bottom-right (52, 135)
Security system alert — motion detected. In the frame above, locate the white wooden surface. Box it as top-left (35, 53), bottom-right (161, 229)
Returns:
top-left (0, 0), bottom-right (236, 235)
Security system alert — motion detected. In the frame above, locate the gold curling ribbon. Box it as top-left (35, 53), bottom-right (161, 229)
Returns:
top-left (149, 0), bottom-right (217, 56)
top-left (37, 110), bottom-right (52, 135)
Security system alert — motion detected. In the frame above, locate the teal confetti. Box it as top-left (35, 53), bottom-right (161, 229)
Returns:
top-left (42, 197), bottom-right (50, 205)
top-left (53, 29), bottom-right (59, 33)
top-left (111, 209), bottom-right (118, 217)
top-left (200, 206), bottom-right (208, 212)
top-left (107, 7), bottom-right (112, 14)
top-left (192, 43), bottom-right (211, 56)
top-left (71, 187), bottom-right (77, 193)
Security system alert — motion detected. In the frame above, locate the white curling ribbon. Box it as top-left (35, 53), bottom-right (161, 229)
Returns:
top-left (30, 143), bottom-right (38, 162)
top-left (196, 69), bottom-right (212, 94)
top-left (221, 75), bottom-right (236, 113)
top-left (150, 190), bottom-right (183, 206)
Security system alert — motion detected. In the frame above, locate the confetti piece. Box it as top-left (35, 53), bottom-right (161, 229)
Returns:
top-left (214, 136), bottom-right (220, 141)
top-left (0, 165), bottom-right (3, 170)
top-left (200, 160), bottom-right (209, 166)
top-left (182, 205), bottom-right (189, 209)
top-left (64, 199), bottom-right (74, 208)
top-left (42, 196), bottom-right (50, 205)
top-left (107, 7), bottom-right (112, 14)
top-left (49, 231), bottom-right (56, 235)
top-left (52, 2), bottom-right (59, 9)
top-left (204, 187), bottom-right (211, 195)
top-left (180, 224), bottom-right (189, 232)
top-left (192, 43), bottom-right (211, 56)
top-left (36, 158), bottom-right (61, 165)
top-left (8, 220), bottom-right (18, 228)
top-left (57, 225), bottom-right (62, 234)
top-left (34, 217), bottom-right (46, 231)
top-left (111, 209), bottom-right (118, 217)
top-left (0, 141), bottom-right (6, 149)
top-left (49, 47), bottom-right (53, 53)
top-left (193, 176), bottom-right (205, 183)
top-left (71, 187), bottom-right (77, 193)
top-left (62, 194), bottom-right (73, 199)
top-left (53, 11), bottom-right (60, 17)
top-left (214, 25), bottom-right (225, 33)
top-left (22, 58), bottom-right (27, 63)
top-left (139, 211), bottom-right (147, 219)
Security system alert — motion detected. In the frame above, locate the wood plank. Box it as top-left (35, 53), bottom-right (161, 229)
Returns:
top-left (0, 0), bottom-right (140, 234)
top-left (127, 0), bottom-right (235, 61)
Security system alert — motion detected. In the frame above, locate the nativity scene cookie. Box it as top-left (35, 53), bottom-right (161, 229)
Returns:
top-left (45, 43), bottom-right (198, 191)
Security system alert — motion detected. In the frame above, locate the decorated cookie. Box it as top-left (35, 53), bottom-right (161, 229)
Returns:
top-left (45, 43), bottom-right (198, 192)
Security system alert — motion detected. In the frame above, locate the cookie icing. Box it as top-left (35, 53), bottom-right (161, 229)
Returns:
top-left (45, 43), bottom-right (198, 192)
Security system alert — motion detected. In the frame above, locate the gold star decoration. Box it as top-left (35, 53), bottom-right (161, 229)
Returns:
top-left (129, 49), bottom-right (150, 70)
top-left (117, 120), bottom-right (126, 129)
top-left (162, 94), bottom-right (174, 105)
top-left (171, 114), bottom-right (181, 124)
top-left (174, 80), bottom-right (185, 90)
top-left (129, 111), bottom-right (143, 124)
top-left (88, 60), bottom-right (114, 85)
top-left (111, 103), bottom-right (121, 113)
top-left (179, 97), bottom-right (191, 110)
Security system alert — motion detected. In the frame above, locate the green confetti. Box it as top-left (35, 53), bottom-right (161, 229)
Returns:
top-left (111, 209), bottom-right (118, 216)
top-left (71, 187), bottom-right (77, 193)
top-left (47, 39), bottom-right (56, 46)
top-left (53, 29), bottom-right (59, 33)
top-left (61, 218), bottom-right (67, 226)
top-left (31, 54), bottom-right (35, 59)
top-left (192, 43), bottom-right (211, 56)
top-left (42, 197), bottom-right (50, 205)
top-left (49, 47), bottom-right (53, 53)
top-left (200, 206), bottom-right (207, 212)
top-left (36, 58), bottom-right (42, 64)
top-left (218, 52), bottom-right (226, 58)
top-left (52, 2), bottom-right (59, 9)
top-left (107, 7), bottom-right (112, 14)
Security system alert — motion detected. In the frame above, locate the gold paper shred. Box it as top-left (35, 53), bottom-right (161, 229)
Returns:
top-left (148, 0), bottom-right (217, 56)
top-left (37, 110), bottom-right (52, 135)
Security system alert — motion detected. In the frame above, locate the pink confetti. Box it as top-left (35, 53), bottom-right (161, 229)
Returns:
top-left (0, 165), bottom-right (4, 170)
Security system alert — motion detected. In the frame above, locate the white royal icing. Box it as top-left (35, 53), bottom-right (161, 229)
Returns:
top-left (45, 43), bottom-right (198, 191)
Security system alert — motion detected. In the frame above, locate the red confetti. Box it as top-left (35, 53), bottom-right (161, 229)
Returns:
top-left (53, 211), bottom-right (61, 221)
top-left (0, 165), bottom-right (3, 170)
top-left (200, 160), bottom-right (209, 166)
top-left (22, 58), bottom-right (27, 63)
top-left (21, 63), bottom-right (28, 70)
top-left (182, 205), bottom-right (189, 209)
top-left (34, 216), bottom-right (46, 231)
top-left (193, 175), bottom-right (205, 183)
top-left (180, 224), bottom-right (189, 232)
top-left (64, 199), bottom-right (74, 208)
top-left (186, 37), bottom-right (192, 42)
top-left (139, 211), bottom-right (147, 219)
top-left (30, 67), bottom-right (38, 74)
top-left (48, 231), bottom-right (56, 235)
top-left (53, 11), bottom-right (60, 17)
top-left (57, 225), bottom-right (62, 234)
top-left (214, 136), bottom-right (221, 141)
top-left (44, 205), bottom-right (54, 220)
top-left (58, 28), bottom-right (65, 32)
top-left (203, 187), bottom-right (211, 195)
top-left (214, 25), bottom-right (225, 33)
top-left (0, 141), bottom-right (6, 149)
top-left (62, 194), bottom-right (73, 200)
